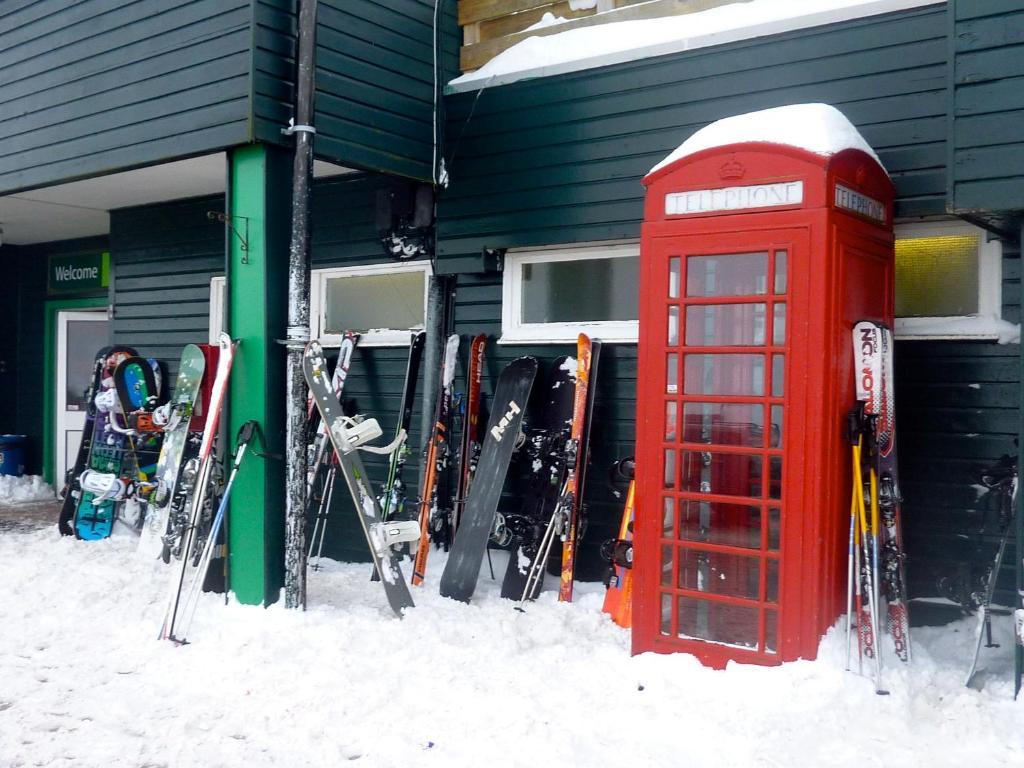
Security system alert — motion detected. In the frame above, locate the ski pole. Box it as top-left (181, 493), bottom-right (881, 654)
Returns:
top-left (845, 482), bottom-right (857, 672)
top-left (171, 420), bottom-right (257, 644)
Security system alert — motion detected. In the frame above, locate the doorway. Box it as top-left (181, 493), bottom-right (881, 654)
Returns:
top-left (55, 310), bottom-right (108, 487)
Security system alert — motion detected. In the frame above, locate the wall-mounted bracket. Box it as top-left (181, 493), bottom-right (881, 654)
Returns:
top-left (207, 211), bottom-right (250, 262)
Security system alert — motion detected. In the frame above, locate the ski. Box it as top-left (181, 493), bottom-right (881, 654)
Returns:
top-left (381, 330), bottom-right (427, 523)
top-left (559, 335), bottom-right (600, 602)
top-left (161, 333), bottom-right (235, 642)
top-left (411, 334), bottom-right (460, 586)
top-left (602, 457), bottom-right (636, 628)
top-left (138, 345), bottom-right (206, 560)
top-left (303, 340), bottom-right (415, 616)
top-left (307, 331), bottom-right (360, 570)
top-left (439, 356), bottom-right (537, 603)
top-left (499, 355), bottom-right (575, 601)
top-left (855, 320), bottom-right (911, 662)
top-left (454, 334), bottom-right (487, 533)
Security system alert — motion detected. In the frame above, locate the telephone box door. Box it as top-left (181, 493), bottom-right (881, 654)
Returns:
top-left (637, 227), bottom-right (807, 666)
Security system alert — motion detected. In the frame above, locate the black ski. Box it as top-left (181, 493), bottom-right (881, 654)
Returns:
top-left (440, 356), bottom-right (537, 603)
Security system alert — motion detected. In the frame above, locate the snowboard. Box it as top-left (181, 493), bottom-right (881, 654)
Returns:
top-left (303, 340), bottom-right (415, 616)
top-left (138, 345), bottom-right (207, 560)
top-left (440, 356), bottom-right (537, 603)
top-left (73, 347), bottom-right (136, 540)
top-left (500, 355), bottom-right (575, 600)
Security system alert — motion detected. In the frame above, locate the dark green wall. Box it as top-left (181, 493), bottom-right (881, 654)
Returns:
top-left (0, 0), bottom-right (252, 195)
top-left (253, 0), bottom-right (458, 182)
top-left (438, 4), bottom-right (948, 263)
top-left (948, 0), bottom-right (1024, 216)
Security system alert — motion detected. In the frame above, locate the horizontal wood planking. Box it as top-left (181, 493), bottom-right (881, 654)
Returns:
top-left (949, 2), bottom-right (1024, 212)
top-left (0, 0), bottom-right (252, 194)
top-left (440, 5), bottom-right (950, 261)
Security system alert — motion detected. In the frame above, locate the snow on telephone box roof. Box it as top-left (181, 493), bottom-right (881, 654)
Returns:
top-left (646, 103), bottom-right (887, 178)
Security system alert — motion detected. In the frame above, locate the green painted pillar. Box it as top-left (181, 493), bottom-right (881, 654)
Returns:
top-left (226, 144), bottom-right (291, 605)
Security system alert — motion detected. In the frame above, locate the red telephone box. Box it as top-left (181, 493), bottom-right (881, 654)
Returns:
top-left (633, 139), bottom-right (895, 666)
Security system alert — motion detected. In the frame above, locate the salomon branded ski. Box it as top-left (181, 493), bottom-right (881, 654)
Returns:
top-left (161, 334), bottom-right (235, 642)
top-left (411, 334), bottom-right (460, 586)
top-left (138, 345), bottom-right (206, 560)
top-left (303, 340), bottom-right (415, 616)
top-left (439, 356), bottom-right (537, 603)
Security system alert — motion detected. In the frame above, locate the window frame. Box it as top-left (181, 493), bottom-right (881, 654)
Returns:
top-left (209, 275), bottom-right (225, 344)
top-left (500, 242), bottom-right (640, 344)
top-left (310, 260), bottom-right (432, 347)
top-left (894, 220), bottom-right (1003, 341)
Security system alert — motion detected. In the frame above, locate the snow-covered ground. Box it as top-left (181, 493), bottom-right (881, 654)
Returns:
top-left (0, 475), bottom-right (55, 504)
top-left (1, 526), bottom-right (1022, 768)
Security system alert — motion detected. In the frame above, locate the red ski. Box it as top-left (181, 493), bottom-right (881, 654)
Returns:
top-left (454, 334), bottom-right (486, 533)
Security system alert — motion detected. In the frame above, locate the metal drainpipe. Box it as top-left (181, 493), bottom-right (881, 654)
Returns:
top-left (283, 0), bottom-right (318, 610)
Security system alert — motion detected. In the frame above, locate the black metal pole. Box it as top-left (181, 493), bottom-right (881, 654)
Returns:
top-left (284, 0), bottom-right (318, 610)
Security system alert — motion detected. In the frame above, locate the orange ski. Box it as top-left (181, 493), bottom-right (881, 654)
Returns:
top-left (602, 479), bottom-right (635, 628)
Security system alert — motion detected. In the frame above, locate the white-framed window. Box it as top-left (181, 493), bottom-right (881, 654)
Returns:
top-left (310, 260), bottom-right (431, 347)
top-left (209, 275), bottom-right (225, 343)
top-left (894, 221), bottom-right (1003, 340)
top-left (501, 243), bottom-right (640, 344)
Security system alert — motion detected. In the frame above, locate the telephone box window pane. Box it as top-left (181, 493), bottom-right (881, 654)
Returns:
top-left (686, 252), bottom-right (768, 297)
top-left (895, 234), bottom-right (979, 317)
top-left (681, 451), bottom-right (763, 498)
top-left (660, 594), bottom-right (672, 635)
top-left (683, 354), bottom-right (765, 396)
top-left (679, 500), bottom-right (762, 549)
top-left (664, 449), bottom-right (676, 488)
top-left (663, 497), bottom-right (675, 537)
top-left (766, 558), bottom-right (780, 603)
top-left (769, 457), bottom-right (782, 500)
top-left (661, 546), bottom-right (673, 586)
top-left (768, 508), bottom-right (781, 550)
top-left (665, 401), bottom-right (678, 441)
top-left (774, 251), bottom-right (788, 294)
top-left (669, 256), bottom-right (681, 299)
top-left (685, 304), bottom-right (766, 346)
top-left (682, 402), bottom-right (764, 448)
top-left (678, 596), bottom-right (758, 649)
top-left (772, 304), bottom-right (786, 346)
top-left (771, 354), bottom-right (785, 397)
top-left (668, 305), bottom-right (680, 345)
top-left (765, 609), bottom-right (779, 653)
top-left (324, 271), bottom-right (425, 334)
top-left (769, 405), bottom-right (783, 448)
top-left (667, 353), bottom-right (679, 394)
top-left (678, 549), bottom-right (761, 600)
top-left (521, 256), bottom-right (639, 322)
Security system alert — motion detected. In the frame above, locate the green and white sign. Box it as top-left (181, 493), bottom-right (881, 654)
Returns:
top-left (48, 252), bottom-right (110, 295)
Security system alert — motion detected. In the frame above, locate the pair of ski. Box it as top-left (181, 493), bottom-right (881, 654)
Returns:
top-left (846, 320), bottom-right (910, 693)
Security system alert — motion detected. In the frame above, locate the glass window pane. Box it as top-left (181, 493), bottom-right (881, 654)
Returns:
top-left (687, 252), bottom-right (768, 297)
top-left (765, 609), bottom-right (778, 653)
top-left (667, 353), bottom-right (679, 395)
top-left (682, 402), bottom-right (764, 448)
top-left (664, 449), bottom-right (676, 489)
top-left (65, 319), bottom-right (109, 410)
top-left (766, 558), bottom-right (779, 603)
top-left (661, 545), bottom-right (673, 587)
top-left (681, 451), bottom-right (763, 498)
top-left (678, 549), bottom-right (761, 600)
top-left (678, 596), bottom-right (758, 649)
top-left (663, 497), bottom-right (675, 537)
top-left (685, 304), bottom-right (766, 346)
top-left (774, 251), bottom-right (788, 294)
top-left (895, 234), bottom-right (979, 317)
top-left (522, 256), bottom-right (638, 322)
top-left (769, 457), bottom-right (782, 500)
top-left (668, 305), bottom-right (679, 345)
top-left (769, 406), bottom-right (783, 448)
top-left (768, 508), bottom-right (781, 551)
top-left (324, 271), bottom-right (425, 333)
top-left (772, 303), bottom-right (786, 346)
top-left (669, 256), bottom-right (681, 298)
top-left (771, 354), bottom-right (785, 397)
top-left (684, 354), bottom-right (764, 396)
top-left (679, 500), bottom-right (762, 549)
top-left (665, 401), bottom-right (678, 441)
top-left (660, 593), bottom-right (672, 635)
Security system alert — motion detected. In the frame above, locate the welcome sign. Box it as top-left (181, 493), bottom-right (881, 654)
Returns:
top-left (48, 252), bottom-right (110, 295)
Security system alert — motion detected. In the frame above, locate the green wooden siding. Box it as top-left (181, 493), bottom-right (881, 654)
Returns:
top-left (438, 4), bottom-right (948, 264)
top-left (110, 195), bottom-right (225, 363)
top-left (253, 0), bottom-right (458, 182)
top-left (949, 0), bottom-right (1024, 215)
top-left (0, 0), bottom-right (251, 195)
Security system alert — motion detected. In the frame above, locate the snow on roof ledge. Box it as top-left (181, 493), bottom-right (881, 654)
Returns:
top-left (448, 0), bottom-right (944, 94)
top-left (647, 103), bottom-right (885, 177)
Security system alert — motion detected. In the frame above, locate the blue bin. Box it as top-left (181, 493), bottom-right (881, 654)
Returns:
top-left (0, 435), bottom-right (27, 477)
